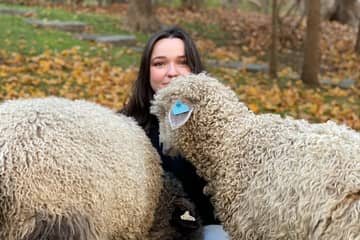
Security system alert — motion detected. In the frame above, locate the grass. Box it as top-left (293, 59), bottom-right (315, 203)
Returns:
top-left (35, 8), bottom-right (126, 34)
top-left (0, 3), bottom-right (142, 67)
top-left (182, 21), bottom-right (231, 46)
top-left (0, 14), bottom-right (89, 54)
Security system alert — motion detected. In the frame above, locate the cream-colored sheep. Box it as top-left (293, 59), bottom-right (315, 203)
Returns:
top-left (151, 73), bottom-right (360, 240)
top-left (0, 97), bottom-right (202, 240)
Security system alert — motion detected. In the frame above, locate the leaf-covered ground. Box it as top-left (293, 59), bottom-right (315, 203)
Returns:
top-left (0, 3), bottom-right (359, 130)
top-left (0, 48), bottom-right (137, 110)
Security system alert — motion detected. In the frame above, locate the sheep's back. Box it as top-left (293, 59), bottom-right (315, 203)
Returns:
top-left (0, 97), bottom-right (163, 239)
top-left (232, 114), bottom-right (360, 239)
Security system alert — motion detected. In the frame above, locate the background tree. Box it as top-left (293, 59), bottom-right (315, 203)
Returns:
top-left (356, 23), bottom-right (360, 54)
top-left (297, 0), bottom-right (360, 27)
top-left (301, 0), bottom-right (321, 85)
top-left (332, 0), bottom-right (360, 28)
top-left (124, 0), bottom-right (161, 33)
top-left (269, 0), bottom-right (278, 78)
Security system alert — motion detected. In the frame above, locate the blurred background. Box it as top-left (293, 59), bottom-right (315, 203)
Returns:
top-left (0, 0), bottom-right (359, 130)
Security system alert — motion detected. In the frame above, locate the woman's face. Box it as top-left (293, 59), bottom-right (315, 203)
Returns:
top-left (150, 38), bottom-right (191, 92)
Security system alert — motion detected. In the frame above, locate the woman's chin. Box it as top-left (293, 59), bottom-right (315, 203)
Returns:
top-left (160, 83), bottom-right (170, 89)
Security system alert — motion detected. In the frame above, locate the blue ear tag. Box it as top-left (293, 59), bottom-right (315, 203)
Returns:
top-left (172, 100), bottom-right (190, 115)
top-left (168, 100), bottom-right (193, 130)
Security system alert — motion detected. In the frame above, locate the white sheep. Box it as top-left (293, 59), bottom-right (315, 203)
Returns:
top-left (0, 97), bottom-right (202, 240)
top-left (151, 73), bottom-right (360, 240)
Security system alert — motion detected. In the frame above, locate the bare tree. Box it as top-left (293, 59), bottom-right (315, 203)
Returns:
top-left (124, 0), bottom-right (161, 33)
top-left (356, 23), bottom-right (360, 54)
top-left (269, 0), bottom-right (278, 78)
top-left (296, 0), bottom-right (360, 27)
top-left (301, 0), bottom-right (321, 85)
top-left (332, 0), bottom-right (360, 27)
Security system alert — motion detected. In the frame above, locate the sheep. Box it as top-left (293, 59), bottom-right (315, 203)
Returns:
top-left (151, 73), bottom-right (360, 240)
top-left (149, 172), bottom-right (202, 240)
top-left (0, 97), bottom-right (202, 240)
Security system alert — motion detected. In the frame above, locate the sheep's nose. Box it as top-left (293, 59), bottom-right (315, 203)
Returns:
top-left (160, 142), bottom-right (171, 155)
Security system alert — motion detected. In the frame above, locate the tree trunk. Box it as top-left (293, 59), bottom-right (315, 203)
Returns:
top-left (301, 0), bottom-right (321, 86)
top-left (298, 0), bottom-right (360, 27)
top-left (124, 0), bottom-right (161, 33)
top-left (356, 23), bottom-right (360, 54)
top-left (334, 0), bottom-right (360, 27)
top-left (181, 0), bottom-right (204, 10)
top-left (269, 0), bottom-right (278, 78)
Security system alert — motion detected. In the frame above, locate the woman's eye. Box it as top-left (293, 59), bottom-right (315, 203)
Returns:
top-left (178, 59), bottom-right (188, 66)
top-left (176, 60), bottom-right (187, 66)
top-left (153, 62), bottom-right (166, 67)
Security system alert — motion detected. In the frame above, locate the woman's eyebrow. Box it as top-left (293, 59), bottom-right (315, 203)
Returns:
top-left (151, 55), bottom-right (186, 62)
top-left (151, 56), bottom-right (166, 61)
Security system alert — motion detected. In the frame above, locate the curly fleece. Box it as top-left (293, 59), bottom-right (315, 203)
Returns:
top-left (151, 73), bottom-right (360, 240)
top-left (0, 97), bottom-right (163, 240)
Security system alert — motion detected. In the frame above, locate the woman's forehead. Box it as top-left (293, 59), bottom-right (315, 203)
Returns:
top-left (151, 38), bottom-right (186, 58)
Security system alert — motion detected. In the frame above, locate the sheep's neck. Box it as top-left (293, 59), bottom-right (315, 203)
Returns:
top-left (183, 113), bottom-right (251, 183)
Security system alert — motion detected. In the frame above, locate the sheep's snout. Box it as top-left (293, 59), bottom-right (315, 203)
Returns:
top-left (170, 198), bottom-right (201, 233)
top-left (160, 142), bottom-right (176, 157)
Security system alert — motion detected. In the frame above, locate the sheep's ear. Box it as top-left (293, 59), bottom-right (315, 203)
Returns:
top-left (168, 100), bottom-right (193, 130)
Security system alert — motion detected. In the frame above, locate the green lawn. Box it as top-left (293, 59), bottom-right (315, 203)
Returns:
top-left (0, 3), bottom-right (142, 67)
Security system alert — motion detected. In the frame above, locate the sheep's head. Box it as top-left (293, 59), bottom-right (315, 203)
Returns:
top-left (149, 172), bottom-right (202, 240)
top-left (151, 76), bottom-right (198, 157)
top-left (151, 73), bottom-right (238, 157)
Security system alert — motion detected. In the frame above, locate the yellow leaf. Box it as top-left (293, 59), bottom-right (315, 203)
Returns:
top-left (241, 56), bottom-right (257, 64)
top-left (0, 71), bottom-right (7, 77)
top-left (39, 60), bottom-right (51, 73)
top-left (329, 87), bottom-right (348, 97)
top-left (244, 86), bottom-right (259, 96)
top-left (248, 103), bottom-right (259, 113)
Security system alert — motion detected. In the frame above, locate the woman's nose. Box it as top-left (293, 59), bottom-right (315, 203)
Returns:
top-left (166, 63), bottom-right (179, 78)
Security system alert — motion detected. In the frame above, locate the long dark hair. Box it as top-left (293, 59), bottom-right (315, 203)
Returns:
top-left (120, 26), bottom-right (204, 133)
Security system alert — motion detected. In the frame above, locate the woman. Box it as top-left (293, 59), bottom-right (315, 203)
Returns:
top-left (121, 26), bottom-right (228, 240)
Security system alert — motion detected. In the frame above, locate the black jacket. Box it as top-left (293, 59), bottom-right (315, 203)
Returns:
top-left (147, 115), bottom-right (219, 225)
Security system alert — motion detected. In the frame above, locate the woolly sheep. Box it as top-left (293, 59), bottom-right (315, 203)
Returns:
top-left (151, 73), bottom-right (360, 240)
top-left (0, 97), bottom-right (202, 240)
top-left (149, 172), bottom-right (202, 240)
